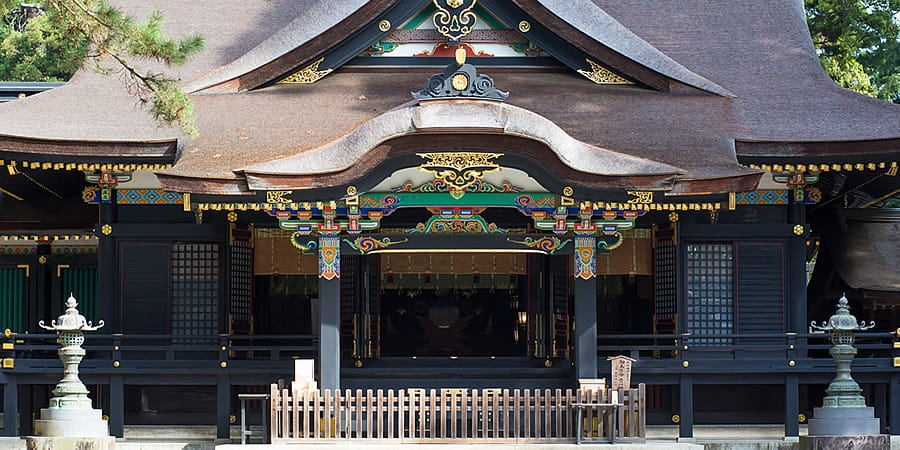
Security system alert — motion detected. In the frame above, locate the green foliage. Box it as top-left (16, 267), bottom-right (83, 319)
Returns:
top-left (0, 1), bottom-right (204, 136)
top-left (0, 5), bottom-right (87, 81)
top-left (806, 0), bottom-right (900, 102)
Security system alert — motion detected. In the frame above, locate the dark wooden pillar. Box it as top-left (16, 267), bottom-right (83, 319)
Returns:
top-left (679, 374), bottom-right (693, 439)
top-left (318, 236), bottom-right (341, 391)
top-left (98, 195), bottom-right (119, 332)
top-left (574, 277), bottom-right (597, 379)
top-left (574, 237), bottom-right (597, 379)
top-left (785, 375), bottom-right (799, 437)
top-left (216, 374), bottom-right (231, 440)
top-left (787, 200), bottom-right (807, 342)
top-left (2, 374), bottom-right (17, 436)
top-left (889, 375), bottom-right (899, 436)
top-left (109, 374), bottom-right (124, 438)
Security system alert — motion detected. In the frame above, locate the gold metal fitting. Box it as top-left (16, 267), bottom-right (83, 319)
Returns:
top-left (114, 346), bottom-right (119, 351)
top-left (544, 359), bottom-right (553, 367)
top-left (221, 346), bottom-right (227, 351)
top-left (378, 20), bottom-right (391, 32)
top-left (798, 413), bottom-right (806, 423)
top-left (789, 344), bottom-right (795, 350)
top-left (113, 361), bottom-right (120, 368)
top-left (3, 329), bottom-right (10, 338)
top-left (2, 358), bottom-right (14, 369)
top-left (789, 360), bottom-right (796, 367)
top-left (38, 256), bottom-right (47, 265)
top-left (220, 361), bottom-right (227, 368)
top-left (227, 211), bottom-right (238, 223)
top-left (354, 360), bottom-right (363, 368)
top-left (668, 212), bottom-right (680, 223)
top-left (101, 224), bottom-right (113, 235)
top-left (102, 415), bottom-right (109, 421)
top-left (518, 20), bottom-right (531, 32)
top-left (793, 224), bottom-right (805, 236)
top-left (682, 361), bottom-right (689, 368)
top-left (671, 414), bottom-right (681, 424)
top-left (894, 357), bottom-right (900, 368)
top-left (229, 415), bottom-right (237, 424)
top-left (683, 345), bottom-right (688, 350)
top-left (2, 343), bottom-right (13, 350)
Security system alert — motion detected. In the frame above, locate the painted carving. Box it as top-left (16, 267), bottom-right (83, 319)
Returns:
top-left (416, 152), bottom-right (503, 199)
top-left (506, 236), bottom-right (571, 254)
top-left (574, 235), bottom-right (596, 280)
top-left (432, 0), bottom-right (477, 41)
top-left (318, 235), bottom-right (340, 280)
top-left (344, 236), bottom-right (408, 254)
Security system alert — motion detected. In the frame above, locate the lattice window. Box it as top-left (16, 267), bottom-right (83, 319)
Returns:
top-left (653, 240), bottom-right (676, 321)
top-left (686, 243), bottom-right (734, 346)
top-left (172, 243), bottom-right (220, 340)
top-left (230, 238), bottom-right (252, 321)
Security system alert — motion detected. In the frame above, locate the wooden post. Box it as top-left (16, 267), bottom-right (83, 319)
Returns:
top-left (217, 374), bottom-right (231, 441)
top-left (574, 238), bottom-right (598, 379)
top-left (784, 375), bottom-right (799, 438)
top-left (98, 193), bottom-right (119, 333)
top-left (2, 374), bottom-right (17, 436)
top-left (679, 374), bottom-right (693, 439)
top-left (109, 374), bottom-right (124, 438)
top-left (318, 236), bottom-right (341, 391)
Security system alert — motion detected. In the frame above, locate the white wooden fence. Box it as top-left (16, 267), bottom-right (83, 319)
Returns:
top-left (269, 384), bottom-right (645, 443)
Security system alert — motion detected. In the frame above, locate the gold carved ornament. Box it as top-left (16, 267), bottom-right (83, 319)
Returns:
top-left (417, 152), bottom-right (503, 199)
top-left (627, 191), bottom-right (654, 204)
top-left (432, 0), bottom-right (478, 41)
top-left (277, 57), bottom-right (333, 84)
top-left (577, 59), bottom-right (634, 85)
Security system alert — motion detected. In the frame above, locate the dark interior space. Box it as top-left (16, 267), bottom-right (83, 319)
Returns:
top-left (380, 284), bottom-right (525, 357)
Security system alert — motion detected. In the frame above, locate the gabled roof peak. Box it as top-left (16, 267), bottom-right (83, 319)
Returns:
top-left (185, 0), bottom-right (732, 96)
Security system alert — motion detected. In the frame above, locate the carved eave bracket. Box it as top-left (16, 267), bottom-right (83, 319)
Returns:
top-left (413, 48), bottom-right (508, 102)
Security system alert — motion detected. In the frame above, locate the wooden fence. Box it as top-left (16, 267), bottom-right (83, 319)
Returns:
top-left (269, 384), bottom-right (645, 443)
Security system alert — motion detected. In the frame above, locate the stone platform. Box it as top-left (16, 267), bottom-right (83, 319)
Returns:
top-left (24, 436), bottom-right (116, 450)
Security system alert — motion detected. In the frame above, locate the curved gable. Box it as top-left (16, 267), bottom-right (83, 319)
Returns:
top-left (188, 0), bottom-right (732, 96)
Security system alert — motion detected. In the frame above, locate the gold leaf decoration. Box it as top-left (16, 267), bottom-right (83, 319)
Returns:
top-left (277, 57), bottom-right (333, 84)
top-left (577, 59), bottom-right (634, 85)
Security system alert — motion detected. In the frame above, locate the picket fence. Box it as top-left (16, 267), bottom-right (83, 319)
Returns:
top-left (269, 384), bottom-right (645, 443)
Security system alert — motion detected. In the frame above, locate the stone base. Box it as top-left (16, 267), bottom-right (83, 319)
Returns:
top-left (24, 436), bottom-right (115, 450)
top-left (807, 406), bottom-right (880, 435)
top-left (799, 434), bottom-right (889, 450)
top-left (33, 408), bottom-right (108, 437)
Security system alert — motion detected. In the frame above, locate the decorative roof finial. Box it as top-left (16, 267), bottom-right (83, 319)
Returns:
top-left (412, 49), bottom-right (508, 102)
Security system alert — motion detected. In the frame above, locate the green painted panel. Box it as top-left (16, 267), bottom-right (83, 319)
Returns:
top-left (62, 268), bottom-right (98, 323)
top-left (0, 268), bottom-right (25, 332)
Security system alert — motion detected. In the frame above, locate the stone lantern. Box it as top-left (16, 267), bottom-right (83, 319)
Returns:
top-left (801, 293), bottom-right (887, 450)
top-left (33, 294), bottom-right (109, 438)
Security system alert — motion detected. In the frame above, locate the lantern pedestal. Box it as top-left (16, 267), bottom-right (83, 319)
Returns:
top-left (807, 406), bottom-right (880, 435)
top-left (801, 294), bottom-right (888, 450)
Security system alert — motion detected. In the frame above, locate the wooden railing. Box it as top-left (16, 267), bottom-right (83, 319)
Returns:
top-left (269, 384), bottom-right (645, 443)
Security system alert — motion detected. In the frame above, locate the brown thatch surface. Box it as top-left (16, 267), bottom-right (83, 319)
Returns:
top-left (0, 0), bottom-right (896, 194)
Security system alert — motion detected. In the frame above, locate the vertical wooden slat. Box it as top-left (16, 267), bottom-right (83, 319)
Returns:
top-left (617, 388), bottom-right (626, 440)
top-left (269, 384), bottom-right (279, 442)
top-left (427, 389), bottom-right (435, 439)
top-left (334, 390), bottom-right (343, 439)
top-left (364, 389), bottom-right (373, 438)
top-left (512, 389), bottom-right (520, 439)
top-left (522, 389), bottom-right (530, 439)
top-left (463, 389), bottom-right (471, 439)
top-left (291, 388), bottom-right (300, 439)
top-left (500, 389), bottom-right (508, 439)
top-left (397, 390), bottom-right (405, 441)
top-left (638, 383), bottom-right (647, 438)
top-left (281, 388), bottom-right (289, 440)
top-left (554, 389), bottom-right (562, 440)
top-left (386, 390), bottom-right (394, 439)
